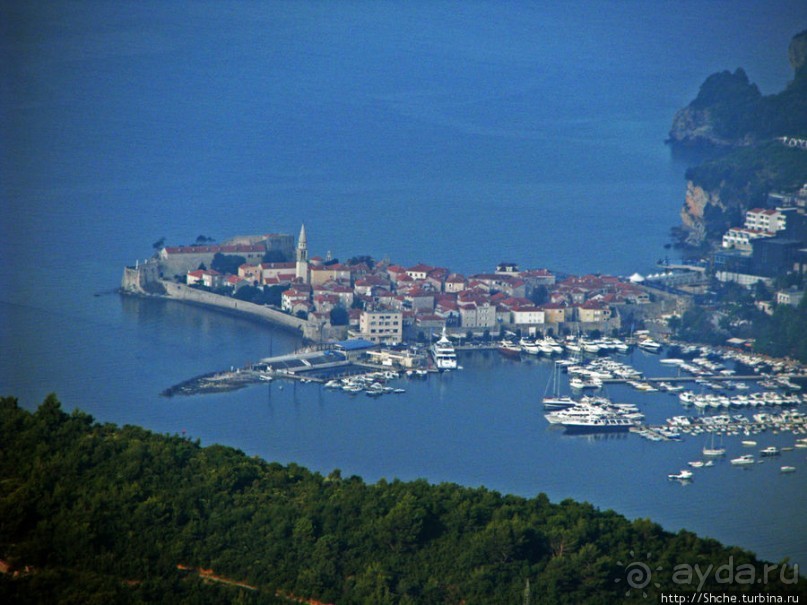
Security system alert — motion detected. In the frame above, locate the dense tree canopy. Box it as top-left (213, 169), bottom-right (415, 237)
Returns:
top-left (0, 396), bottom-right (803, 604)
top-left (211, 253), bottom-right (247, 276)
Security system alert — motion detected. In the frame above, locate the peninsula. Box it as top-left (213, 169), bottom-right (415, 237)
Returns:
top-left (122, 225), bottom-right (679, 346)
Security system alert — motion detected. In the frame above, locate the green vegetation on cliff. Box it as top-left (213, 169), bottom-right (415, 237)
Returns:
top-left (1, 396), bottom-right (804, 604)
top-left (671, 30), bottom-right (807, 247)
top-left (685, 141), bottom-right (807, 222)
top-left (670, 30), bottom-right (807, 147)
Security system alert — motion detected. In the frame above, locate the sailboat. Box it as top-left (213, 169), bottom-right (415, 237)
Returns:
top-left (542, 361), bottom-right (577, 409)
top-left (702, 432), bottom-right (726, 457)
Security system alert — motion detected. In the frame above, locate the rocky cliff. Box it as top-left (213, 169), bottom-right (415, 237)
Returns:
top-left (669, 30), bottom-right (807, 148)
top-left (667, 68), bottom-right (761, 148)
top-left (679, 181), bottom-right (723, 247)
top-left (671, 30), bottom-right (807, 247)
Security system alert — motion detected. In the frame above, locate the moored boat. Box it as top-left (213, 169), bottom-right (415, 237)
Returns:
top-left (497, 340), bottom-right (521, 358)
top-left (638, 339), bottom-right (663, 353)
top-left (730, 454), bottom-right (755, 466)
top-left (431, 327), bottom-right (458, 370)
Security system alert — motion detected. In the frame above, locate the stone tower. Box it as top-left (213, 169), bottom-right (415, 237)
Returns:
top-left (295, 224), bottom-right (309, 283)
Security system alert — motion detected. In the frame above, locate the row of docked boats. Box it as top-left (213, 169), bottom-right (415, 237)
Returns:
top-left (325, 371), bottom-right (407, 397)
top-left (678, 390), bottom-right (807, 409)
top-left (499, 335), bottom-right (631, 358)
top-left (665, 410), bottom-right (807, 437)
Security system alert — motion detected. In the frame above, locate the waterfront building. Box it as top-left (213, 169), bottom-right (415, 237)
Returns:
top-left (186, 268), bottom-right (223, 289)
top-left (744, 207), bottom-right (791, 233)
top-left (510, 304), bottom-right (545, 326)
top-left (160, 244), bottom-right (265, 276)
top-left (576, 300), bottom-right (612, 323)
top-left (458, 300), bottom-right (496, 329)
top-left (295, 224), bottom-right (309, 284)
top-left (722, 227), bottom-right (772, 251)
top-left (358, 310), bottom-right (403, 344)
top-left (541, 303), bottom-right (568, 324)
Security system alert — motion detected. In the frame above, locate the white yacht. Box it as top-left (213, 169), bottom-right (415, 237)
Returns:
top-left (730, 454), bottom-right (755, 466)
top-left (519, 338), bottom-right (541, 355)
top-left (668, 469), bottom-right (694, 481)
top-left (638, 339), bottom-right (663, 353)
top-left (557, 412), bottom-right (635, 433)
top-left (430, 328), bottom-right (458, 370)
top-left (542, 396), bottom-right (578, 410)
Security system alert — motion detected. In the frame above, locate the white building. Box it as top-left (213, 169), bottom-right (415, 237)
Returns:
top-left (776, 288), bottom-right (804, 307)
top-left (510, 305), bottom-right (545, 326)
top-left (722, 227), bottom-right (772, 252)
top-left (359, 310), bottom-right (403, 344)
top-left (458, 301), bottom-right (497, 328)
top-left (744, 208), bottom-right (789, 234)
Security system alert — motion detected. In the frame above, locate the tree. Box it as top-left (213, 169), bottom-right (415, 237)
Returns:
top-left (329, 307), bottom-right (349, 326)
top-left (347, 255), bottom-right (375, 269)
top-left (211, 253), bottom-right (246, 276)
top-left (529, 285), bottom-right (549, 306)
top-left (152, 237), bottom-right (166, 251)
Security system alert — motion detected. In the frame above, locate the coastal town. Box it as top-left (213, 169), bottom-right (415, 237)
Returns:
top-left (122, 176), bottom-right (807, 353)
top-left (115, 162), bottom-right (807, 471)
top-left (124, 224), bottom-right (680, 346)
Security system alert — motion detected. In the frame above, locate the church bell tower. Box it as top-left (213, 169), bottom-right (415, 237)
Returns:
top-left (295, 224), bottom-right (309, 283)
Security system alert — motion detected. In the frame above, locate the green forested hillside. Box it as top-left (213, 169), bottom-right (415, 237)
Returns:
top-left (0, 396), bottom-right (803, 604)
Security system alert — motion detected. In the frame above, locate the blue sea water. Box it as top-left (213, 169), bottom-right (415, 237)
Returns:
top-left (2, 1), bottom-right (806, 567)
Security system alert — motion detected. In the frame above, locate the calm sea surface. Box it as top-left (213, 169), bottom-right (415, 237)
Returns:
top-left (2, 1), bottom-right (806, 566)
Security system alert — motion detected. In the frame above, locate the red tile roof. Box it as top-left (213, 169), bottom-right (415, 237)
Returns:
top-left (165, 244), bottom-right (265, 255)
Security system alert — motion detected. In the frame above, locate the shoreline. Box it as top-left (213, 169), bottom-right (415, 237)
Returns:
top-left (120, 280), bottom-right (333, 340)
